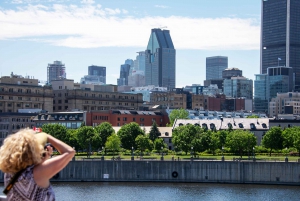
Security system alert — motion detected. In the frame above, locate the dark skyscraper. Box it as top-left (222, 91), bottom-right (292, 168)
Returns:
top-left (117, 64), bottom-right (131, 86)
top-left (88, 65), bottom-right (106, 84)
top-left (261, 0), bottom-right (300, 88)
top-left (145, 28), bottom-right (176, 90)
top-left (206, 56), bottom-right (228, 80)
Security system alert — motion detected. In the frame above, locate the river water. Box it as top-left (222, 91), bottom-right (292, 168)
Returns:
top-left (2, 182), bottom-right (299, 201)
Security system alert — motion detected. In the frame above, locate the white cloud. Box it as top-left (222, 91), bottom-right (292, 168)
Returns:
top-left (154, 5), bottom-right (169, 9)
top-left (0, 4), bottom-right (260, 50)
top-left (80, 0), bottom-right (94, 4)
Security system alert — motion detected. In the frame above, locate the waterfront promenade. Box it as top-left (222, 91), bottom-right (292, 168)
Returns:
top-left (1, 159), bottom-right (299, 185)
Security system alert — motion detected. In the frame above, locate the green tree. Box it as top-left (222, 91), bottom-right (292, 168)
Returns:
top-left (76, 126), bottom-right (101, 157)
top-left (117, 122), bottom-right (144, 150)
top-left (262, 126), bottom-right (283, 156)
top-left (293, 132), bottom-right (300, 157)
top-left (105, 134), bottom-right (121, 157)
top-left (135, 135), bottom-right (153, 153)
top-left (168, 109), bottom-right (189, 127)
top-left (149, 121), bottom-right (160, 142)
top-left (41, 124), bottom-right (68, 142)
top-left (66, 129), bottom-right (81, 151)
top-left (95, 122), bottom-right (115, 148)
top-left (226, 130), bottom-right (257, 157)
top-left (282, 127), bottom-right (297, 148)
top-left (217, 130), bottom-right (228, 148)
top-left (153, 138), bottom-right (167, 151)
top-left (172, 124), bottom-right (201, 154)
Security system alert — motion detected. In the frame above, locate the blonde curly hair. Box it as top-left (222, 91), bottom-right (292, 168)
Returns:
top-left (0, 129), bottom-right (43, 174)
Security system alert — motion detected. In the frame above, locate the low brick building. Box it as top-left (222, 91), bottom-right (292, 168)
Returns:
top-left (86, 110), bottom-right (170, 127)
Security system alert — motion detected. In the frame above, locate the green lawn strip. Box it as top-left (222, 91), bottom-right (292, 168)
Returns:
top-left (74, 153), bottom-right (300, 161)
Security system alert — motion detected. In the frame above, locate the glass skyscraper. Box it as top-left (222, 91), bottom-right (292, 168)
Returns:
top-left (88, 65), bottom-right (106, 84)
top-left (254, 74), bottom-right (268, 113)
top-left (145, 28), bottom-right (176, 90)
top-left (206, 56), bottom-right (228, 80)
top-left (261, 0), bottom-right (300, 88)
top-left (254, 66), bottom-right (293, 113)
top-left (117, 64), bottom-right (131, 86)
top-left (223, 77), bottom-right (253, 100)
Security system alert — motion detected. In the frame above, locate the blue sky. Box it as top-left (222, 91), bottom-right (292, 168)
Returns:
top-left (0, 0), bottom-right (261, 87)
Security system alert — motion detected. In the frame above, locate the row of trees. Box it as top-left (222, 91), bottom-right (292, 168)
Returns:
top-left (41, 121), bottom-right (168, 156)
top-left (262, 126), bottom-right (300, 156)
top-left (172, 124), bottom-right (256, 157)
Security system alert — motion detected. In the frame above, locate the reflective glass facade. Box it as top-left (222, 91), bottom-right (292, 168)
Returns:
top-left (254, 74), bottom-right (268, 112)
top-left (206, 56), bottom-right (228, 80)
top-left (254, 66), bottom-right (293, 113)
top-left (261, 0), bottom-right (300, 88)
top-left (118, 64), bottom-right (131, 86)
top-left (223, 78), bottom-right (253, 99)
top-left (88, 65), bottom-right (106, 84)
top-left (145, 29), bottom-right (176, 90)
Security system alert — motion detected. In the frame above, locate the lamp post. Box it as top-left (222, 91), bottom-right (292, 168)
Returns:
top-left (253, 147), bottom-right (256, 162)
top-left (161, 146), bottom-right (164, 161)
top-left (285, 147), bottom-right (288, 162)
top-left (101, 146), bottom-right (104, 161)
top-left (191, 146), bottom-right (193, 161)
top-left (131, 146), bottom-right (134, 161)
top-left (221, 146), bottom-right (225, 161)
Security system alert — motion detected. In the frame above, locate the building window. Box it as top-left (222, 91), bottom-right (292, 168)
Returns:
top-left (9, 96), bottom-right (13, 100)
top-left (65, 100), bottom-right (68, 103)
top-left (133, 117), bottom-right (136, 121)
top-left (58, 106), bottom-right (62, 110)
top-left (117, 117), bottom-right (120, 121)
top-left (58, 100), bottom-right (62, 103)
top-left (18, 97), bottom-right (22, 100)
top-left (123, 117), bottom-right (127, 121)
top-left (65, 106), bottom-right (68, 110)
top-left (140, 118), bottom-right (144, 122)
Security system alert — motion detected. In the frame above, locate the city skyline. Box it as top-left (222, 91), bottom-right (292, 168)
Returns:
top-left (0, 0), bottom-right (260, 87)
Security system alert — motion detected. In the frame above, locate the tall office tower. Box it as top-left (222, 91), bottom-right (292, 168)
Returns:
top-left (88, 65), bottom-right (106, 84)
top-left (47, 61), bottom-right (66, 84)
top-left (145, 28), bottom-right (176, 90)
top-left (117, 64), bottom-right (131, 86)
top-left (261, 0), bottom-right (300, 88)
top-left (206, 56), bottom-right (228, 80)
top-left (254, 74), bottom-right (268, 113)
top-left (136, 51), bottom-right (146, 72)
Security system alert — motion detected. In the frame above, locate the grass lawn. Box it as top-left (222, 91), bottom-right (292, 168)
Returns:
top-left (74, 153), bottom-right (300, 162)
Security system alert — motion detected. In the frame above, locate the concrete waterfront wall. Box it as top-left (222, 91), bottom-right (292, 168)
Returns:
top-left (1, 161), bottom-right (300, 185)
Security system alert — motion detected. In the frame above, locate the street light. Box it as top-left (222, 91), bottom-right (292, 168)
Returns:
top-left (285, 147), bottom-right (288, 162)
top-left (221, 146), bottom-right (225, 161)
top-left (131, 146), bottom-right (134, 161)
top-left (191, 146), bottom-right (193, 161)
top-left (101, 146), bottom-right (104, 161)
top-left (253, 147), bottom-right (256, 162)
top-left (161, 146), bottom-right (164, 160)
